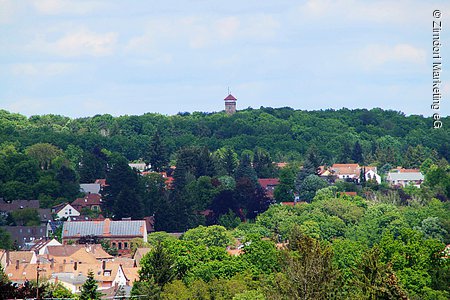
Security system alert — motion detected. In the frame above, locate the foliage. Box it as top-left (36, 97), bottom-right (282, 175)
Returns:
top-left (182, 225), bottom-right (234, 248)
top-left (139, 242), bottom-right (176, 287)
top-left (80, 270), bottom-right (102, 300)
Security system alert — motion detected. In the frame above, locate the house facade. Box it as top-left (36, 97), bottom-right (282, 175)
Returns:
top-left (52, 203), bottom-right (81, 219)
top-left (386, 171), bottom-right (424, 188)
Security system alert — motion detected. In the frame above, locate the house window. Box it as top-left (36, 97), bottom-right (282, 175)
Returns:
top-left (118, 242), bottom-right (122, 249)
top-left (112, 242), bottom-right (116, 248)
top-left (124, 242), bottom-right (128, 249)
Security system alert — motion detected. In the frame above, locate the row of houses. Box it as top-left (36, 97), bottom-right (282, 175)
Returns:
top-left (0, 242), bottom-right (141, 297)
top-left (257, 164), bottom-right (425, 201)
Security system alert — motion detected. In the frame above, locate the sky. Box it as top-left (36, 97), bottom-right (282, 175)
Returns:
top-left (1, 0), bottom-right (449, 118)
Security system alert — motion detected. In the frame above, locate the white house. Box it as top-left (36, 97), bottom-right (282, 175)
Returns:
top-left (386, 172), bottom-right (424, 188)
top-left (365, 169), bottom-right (381, 184)
top-left (52, 203), bottom-right (80, 220)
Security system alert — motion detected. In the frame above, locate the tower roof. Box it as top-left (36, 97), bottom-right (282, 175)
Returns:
top-left (224, 94), bottom-right (237, 101)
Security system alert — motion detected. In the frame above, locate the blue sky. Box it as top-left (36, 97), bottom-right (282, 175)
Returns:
top-left (1, 0), bottom-right (449, 117)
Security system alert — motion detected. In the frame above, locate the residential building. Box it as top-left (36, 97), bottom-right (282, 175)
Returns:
top-left (258, 178), bottom-right (280, 199)
top-left (71, 193), bottom-right (102, 212)
top-left (52, 203), bottom-right (80, 220)
top-left (29, 238), bottom-right (62, 255)
top-left (1, 225), bottom-right (48, 249)
top-left (386, 171), bottom-right (424, 188)
top-left (0, 199), bottom-right (40, 211)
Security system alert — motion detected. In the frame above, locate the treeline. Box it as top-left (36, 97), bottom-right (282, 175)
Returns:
top-left (0, 107), bottom-right (448, 165)
top-left (131, 192), bottom-right (450, 300)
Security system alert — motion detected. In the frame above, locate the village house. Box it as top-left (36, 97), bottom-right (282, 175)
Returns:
top-left (52, 203), bottom-right (81, 220)
top-left (386, 170), bottom-right (425, 188)
top-left (1, 225), bottom-right (48, 249)
top-left (258, 178), bottom-right (280, 199)
top-left (321, 164), bottom-right (382, 184)
top-left (61, 218), bottom-right (147, 255)
top-left (71, 193), bottom-right (102, 212)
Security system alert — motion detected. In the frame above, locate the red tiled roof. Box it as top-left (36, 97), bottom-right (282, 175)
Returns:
top-left (224, 94), bottom-right (237, 101)
top-left (72, 194), bottom-right (102, 208)
top-left (331, 164), bottom-right (360, 175)
top-left (258, 178), bottom-right (280, 188)
top-left (94, 179), bottom-right (107, 187)
top-left (339, 191), bottom-right (357, 196)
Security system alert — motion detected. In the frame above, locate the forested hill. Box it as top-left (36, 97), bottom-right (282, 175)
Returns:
top-left (0, 107), bottom-right (448, 164)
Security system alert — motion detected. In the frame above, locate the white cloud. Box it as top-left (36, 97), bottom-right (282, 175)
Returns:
top-left (31, 29), bottom-right (118, 57)
top-left (294, 0), bottom-right (450, 25)
top-left (0, 0), bottom-right (16, 24)
top-left (11, 63), bottom-right (75, 76)
top-left (126, 14), bottom-right (279, 53)
top-left (358, 43), bottom-right (426, 69)
top-left (31, 0), bottom-right (104, 15)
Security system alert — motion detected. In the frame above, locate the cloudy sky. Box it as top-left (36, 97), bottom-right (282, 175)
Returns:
top-left (1, 0), bottom-right (449, 117)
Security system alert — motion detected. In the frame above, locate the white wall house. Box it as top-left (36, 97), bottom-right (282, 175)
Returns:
top-left (365, 170), bottom-right (381, 184)
top-left (386, 172), bottom-right (424, 188)
top-left (55, 203), bottom-right (80, 219)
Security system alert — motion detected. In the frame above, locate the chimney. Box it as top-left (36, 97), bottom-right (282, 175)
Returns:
top-left (102, 260), bottom-right (106, 270)
top-left (74, 261), bottom-right (77, 271)
top-left (15, 259), bottom-right (19, 270)
top-left (103, 218), bottom-right (111, 236)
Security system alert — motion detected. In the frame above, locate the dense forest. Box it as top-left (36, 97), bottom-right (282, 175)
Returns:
top-left (0, 107), bottom-right (449, 299)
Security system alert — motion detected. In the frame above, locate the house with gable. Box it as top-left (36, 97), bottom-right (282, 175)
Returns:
top-left (71, 193), bottom-right (102, 212)
top-left (52, 203), bottom-right (81, 220)
top-left (386, 170), bottom-right (425, 188)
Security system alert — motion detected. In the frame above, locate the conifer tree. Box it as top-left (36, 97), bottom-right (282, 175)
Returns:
top-left (352, 141), bottom-right (364, 164)
top-left (146, 130), bottom-right (168, 172)
top-left (80, 270), bottom-right (102, 300)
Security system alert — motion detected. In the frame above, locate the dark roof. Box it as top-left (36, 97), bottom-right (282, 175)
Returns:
top-left (38, 209), bottom-right (53, 222)
top-left (224, 94), bottom-right (237, 101)
top-left (62, 218), bottom-right (146, 238)
top-left (0, 200), bottom-right (40, 212)
top-left (1, 225), bottom-right (47, 248)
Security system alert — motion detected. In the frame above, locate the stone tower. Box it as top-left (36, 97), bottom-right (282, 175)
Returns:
top-left (224, 94), bottom-right (237, 115)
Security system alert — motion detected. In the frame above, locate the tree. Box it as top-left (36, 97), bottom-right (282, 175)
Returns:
top-left (25, 143), bottom-right (62, 170)
top-left (10, 208), bottom-right (40, 226)
top-left (214, 147), bottom-right (239, 176)
top-left (274, 166), bottom-right (296, 203)
top-left (139, 242), bottom-right (176, 287)
top-left (253, 147), bottom-right (275, 178)
top-left (296, 175), bottom-right (328, 202)
top-left (351, 247), bottom-right (407, 299)
top-left (296, 147), bottom-right (321, 189)
top-left (80, 270), bottom-right (102, 300)
top-left (102, 155), bottom-right (143, 218)
top-left (182, 225), bottom-right (234, 248)
top-left (79, 147), bottom-right (108, 183)
top-left (235, 151), bottom-right (257, 184)
top-left (351, 141), bottom-right (364, 164)
top-left (146, 129), bottom-right (169, 172)
top-left (268, 226), bottom-right (339, 299)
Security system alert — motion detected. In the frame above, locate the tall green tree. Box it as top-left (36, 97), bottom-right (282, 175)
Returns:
top-left (146, 129), bottom-right (169, 172)
top-left (139, 242), bottom-right (176, 287)
top-left (79, 270), bottom-right (102, 300)
top-left (351, 141), bottom-right (364, 164)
